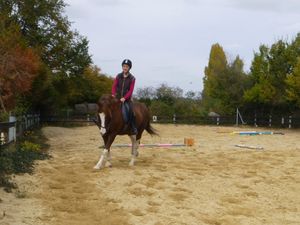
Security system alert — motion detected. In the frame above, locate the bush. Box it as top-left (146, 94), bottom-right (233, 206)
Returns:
top-left (0, 112), bottom-right (9, 122)
top-left (0, 128), bottom-right (49, 192)
top-left (11, 141), bottom-right (45, 174)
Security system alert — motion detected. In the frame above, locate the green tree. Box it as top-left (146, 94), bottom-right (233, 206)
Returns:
top-left (202, 44), bottom-right (246, 114)
top-left (244, 39), bottom-right (298, 113)
top-left (155, 84), bottom-right (183, 106)
top-left (286, 57), bottom-right (300, 108)
top-left (135, 87), bottom-right (155, 107)
top-left (149, 100), bottom-right (173, 118)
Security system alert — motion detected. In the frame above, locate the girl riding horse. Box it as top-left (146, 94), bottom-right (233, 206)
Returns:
top-left (111, 59), bottom-right (137, 135)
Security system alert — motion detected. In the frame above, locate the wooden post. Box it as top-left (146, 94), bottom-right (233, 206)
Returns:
top-left (281, 117), bottom-right (284, 127)
top-left (87, 114), bottom-right (90, 126)
top-left (236, 108), bottom-right (239, 126)
top-left (9, 115), bottom-right (16, 143)
top-left (0, 132), bottom-right (5, 145)
top-left (153, 116), bottom-right (157, 122)
top-left (289, 116), bottom-right (292, 129)
top-left (269, 115), bottom-right (272, 127)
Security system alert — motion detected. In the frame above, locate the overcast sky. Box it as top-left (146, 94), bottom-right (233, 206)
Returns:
top-left (65, 0), bottom-right (300, 93)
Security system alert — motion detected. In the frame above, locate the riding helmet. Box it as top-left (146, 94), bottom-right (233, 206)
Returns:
top-left (122, 59), bottom-right (132, 69)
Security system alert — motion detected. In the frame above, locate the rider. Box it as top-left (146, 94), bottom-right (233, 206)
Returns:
top-left (111, 59), bottom-right (137, 135)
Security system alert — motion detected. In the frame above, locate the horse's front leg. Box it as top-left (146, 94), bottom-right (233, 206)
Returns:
top-left (129, 135), bottom-right (140, 166)
top-left (94, 134), bottom-right (116, 170)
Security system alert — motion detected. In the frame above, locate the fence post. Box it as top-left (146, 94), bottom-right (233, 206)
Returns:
top-left (29, 114), bottom-right (32, 128)
top-left (25, 115), bottom-right (28, 129)
top-left (9, 115), bottom-right (16, 143)
top-left (269, 115), bottom-right (272, 127)
top-left (288, 116), bottom-right (292, 129)
top-left (217, 117), bottom-right (220, 126)
top-left (173, 114), bottom-right (176, 124)
top-left (87, 114), bottom-right (90, 126)
top-left (37, 114), bottom-right (40, 126)
top-left (254, 113), bottom-right (257, 127)
top-left (235, 108), bottom-right (238, 126)
top-left (0, 132), bottom-right (5, 145)
top-left (281, 117), bottom-right (285, 127)
top-left (153, 116), bottom-right (157, 122)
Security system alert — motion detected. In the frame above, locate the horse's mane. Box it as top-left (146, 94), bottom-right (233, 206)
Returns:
top-left (98, 94), bottom-right (119, 104)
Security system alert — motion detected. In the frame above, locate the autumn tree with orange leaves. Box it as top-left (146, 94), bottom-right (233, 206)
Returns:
top-left (0, 17), bottom-right (40, 112)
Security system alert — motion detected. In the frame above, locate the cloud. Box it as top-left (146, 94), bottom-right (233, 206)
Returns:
top-left (228, 0), bottom-right (300, 13)
top-left (65, 0), bottom-right (126, 20)
top-left (64, 0), bottom-right (300, 92)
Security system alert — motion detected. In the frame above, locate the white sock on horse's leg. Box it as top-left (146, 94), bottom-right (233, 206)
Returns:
top-left (105, 151), bottom-right (112, 167)
top-left (94, 149), bottom-right (108, 169)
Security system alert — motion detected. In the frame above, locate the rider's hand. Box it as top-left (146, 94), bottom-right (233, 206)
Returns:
top-left (120, 97), bottom-right (126, 103)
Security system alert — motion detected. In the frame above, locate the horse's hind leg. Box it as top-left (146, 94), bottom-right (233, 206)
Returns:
top-left (106, 151), bottom-right (112, 167)
top-left (129, 135), bottom-right (138, 166)
top-left (135, 131), bottom-right (143, 158)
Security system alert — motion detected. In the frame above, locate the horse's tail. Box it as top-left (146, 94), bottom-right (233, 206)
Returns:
top-left (145, 121), bottom-right (158, 136)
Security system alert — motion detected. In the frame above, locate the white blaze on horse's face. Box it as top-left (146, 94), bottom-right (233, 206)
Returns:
top-left (99, 112), bottom-right (106, 135)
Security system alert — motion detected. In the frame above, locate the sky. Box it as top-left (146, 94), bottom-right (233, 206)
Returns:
top-left (64, 0), bottom-right (300, 93)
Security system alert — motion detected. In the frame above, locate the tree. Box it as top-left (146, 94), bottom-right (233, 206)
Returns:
top-left (0, 0), bottom-right (93, 113)
top-left (135, 87), bottom-right (156, 106)
top-left (202, 44), bottom-right (246, 114)
top-left (155, 84), bottom-right (183, 106)
top-left (203, 44), bottom-right (227, 98)
top-left (79, 66), bottom-right (113, 103)
top-left (244, 39), bottom-right (298, 113)
top-left (0, 16), bottom-right (40, 112)
top-left (286, 57), bottom-right (300, 108)
top-left (225, 56), bottom-right (247, 108)
top-left (0, 0), bottom-right (91, 76)
top-left (243, 45), bottom-right (275, 110)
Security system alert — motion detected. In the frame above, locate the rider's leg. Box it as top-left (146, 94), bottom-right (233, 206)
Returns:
top-left (129, 101), bottom-right (137, 135)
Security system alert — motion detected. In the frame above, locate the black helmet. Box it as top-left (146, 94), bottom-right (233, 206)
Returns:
top-left (122, 59), bottom-right (132, 69)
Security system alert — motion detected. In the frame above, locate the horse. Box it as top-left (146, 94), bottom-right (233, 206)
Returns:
top-left (93, 94), bottom-right (157, 169)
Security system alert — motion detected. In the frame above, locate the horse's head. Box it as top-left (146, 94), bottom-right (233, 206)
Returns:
top-left (97, 94), bottom-right (118, 116)
top-left (96, 94), bottom-right (119, 135)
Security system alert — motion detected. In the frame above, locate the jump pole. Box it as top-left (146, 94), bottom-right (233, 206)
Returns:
top-left (232, 131), bottom-right (284, 135)
top-left (100, 138), bottom-right (195, 148)
top-left (112, 143), bottom-right (187, 148)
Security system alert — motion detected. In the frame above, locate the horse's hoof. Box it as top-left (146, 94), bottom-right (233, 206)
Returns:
top-left (105, 162), bottom-right (112, 168)
top-left (93, 166), bottom-right (101, 170)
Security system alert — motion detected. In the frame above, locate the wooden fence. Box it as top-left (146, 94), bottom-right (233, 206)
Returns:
top-left (153, 114), bottom-right (300, 128)
top-left (0, 114), bottom-right (40, 146)
top-left (39, 113), bottom-right (300, 128)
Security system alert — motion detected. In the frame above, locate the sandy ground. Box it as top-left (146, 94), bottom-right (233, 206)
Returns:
top-left (0, 124), bottom-right (300, 225)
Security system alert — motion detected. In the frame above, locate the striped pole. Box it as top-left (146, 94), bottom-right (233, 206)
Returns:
top-left (113, 143), bottom-right (186, 148)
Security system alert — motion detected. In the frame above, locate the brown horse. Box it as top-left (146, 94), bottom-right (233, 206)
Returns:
top-left (93, 94), bottom-right (157, 169)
